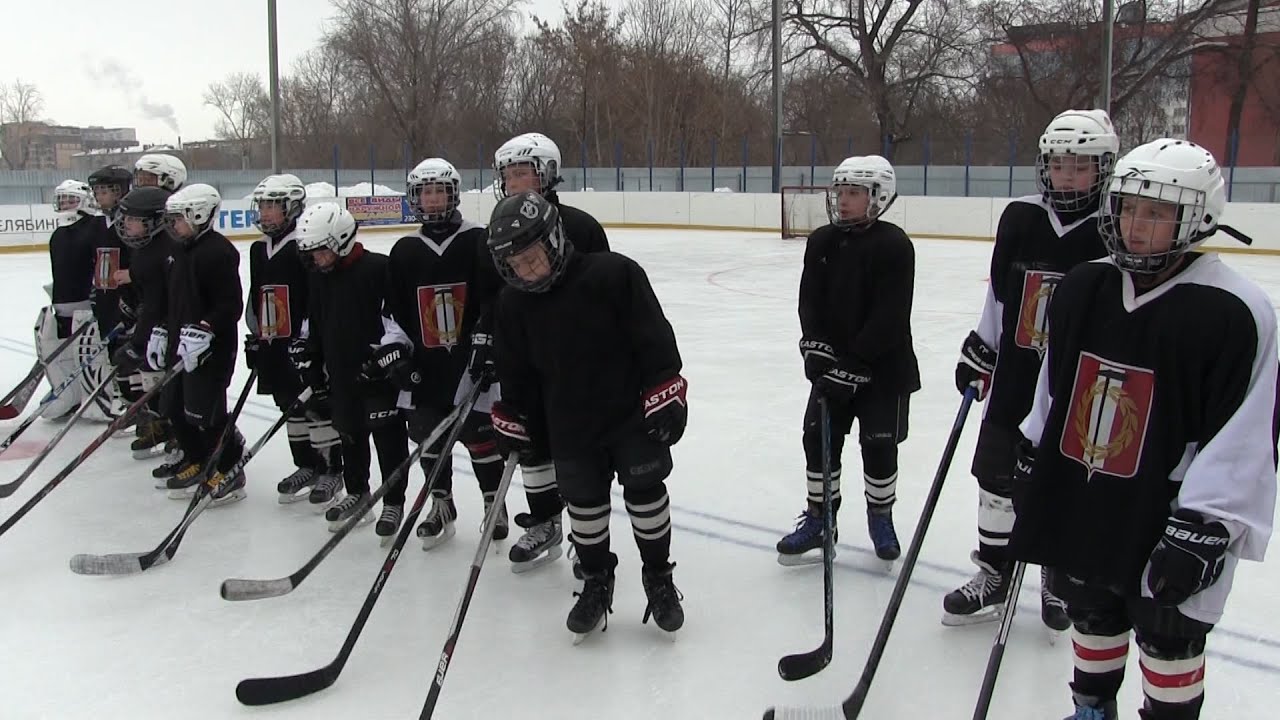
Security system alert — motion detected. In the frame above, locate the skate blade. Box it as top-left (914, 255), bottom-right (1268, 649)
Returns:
top-left (510, 545), bottom-right (564, 574)
top-left (419, 523), bottom-right (456, 551)
top-left (328, 513), bottom-right (372, 533)
top-left (276, 490), bottom-right (311, 505)
top-left (166, 486), bottom-right (199, 500)
top-left (941, 606), bottom-right (1004, 627)
top-left (776, 548), bottom-right (831, 567)
top-left (1046, 627), bottom-right (1064, 645)
top-left (153, 477), bottom-right (173, 490)
top-left (308, 490), bottom-right (344, 515)
top-left (132, 446), bottom-right (167, 461)
top-left (209, 489), bottom-right (247, 508)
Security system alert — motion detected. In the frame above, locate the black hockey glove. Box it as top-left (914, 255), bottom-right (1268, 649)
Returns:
top-left (491, 401), bottom-right (535, 460)
top-left (816, 360), bottom-right (870, 401)
top-left (1147, 510), bottom-right (1231, 606)
top-left (243, 334), bottom-right (260, 371)
top-left (111, 342), bottom-right (143, 376)
top-left (467, 332), bottom-right (496, 390)
top-left (956, 330), bottom-right (997, 401)
top-left (799, 337), bottom-right (837, 382)
top-left (1009, 438), bottom-right (1036, 514)
top-left (366, 343), bottom-right (421, 392)
top-left (287, 337), bottom-right (325, 390)
top-left (642, 375), bottom-right (688, 445)
top-left (118, 293), bottom-right (138, 326)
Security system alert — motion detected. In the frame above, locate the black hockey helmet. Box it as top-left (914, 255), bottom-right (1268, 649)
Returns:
top-left (115, 186), bottom-right (169, 249)
top-left (487, 191), bottom-right (572, 293)
top-left (88, 165), bottom-right (133, 207)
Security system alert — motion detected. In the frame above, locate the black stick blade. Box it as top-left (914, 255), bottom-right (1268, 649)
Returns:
top-left (777, 636), bottom-right (832, 681)
top-left (235, 666), bottom-right (338, 706)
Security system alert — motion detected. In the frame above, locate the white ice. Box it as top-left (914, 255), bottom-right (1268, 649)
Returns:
top-left (1, 228), bottom-right (1278, 719)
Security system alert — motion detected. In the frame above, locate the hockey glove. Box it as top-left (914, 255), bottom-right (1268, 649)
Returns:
top-left (1146, 510), bottom-right (1231, 606)
top-left (799, 337), bottom-right (837, 382)
top-left (467, 332), bottom-right (496, 389)
top-left (177, 323), bottom-right (214, 372)
top-left (145, 327), bottom-right (169, 371)
top-left (816, 361), bottom-right (870, 401)
top-left (118, 292), bottom-right (138, 326)
top-left (642, 375), bottom-right (688, 445)
top-left (1009, 438), bottom-right (1036, 514)
top-left (956, 330), bottom-right (997, 400)
top-left (288, 337), bottom-right (326, 391)
top-left (367, 342), bottom-right (421, 391)
top-left (491, 401), bottom-right (535, 460)
top-left (111, 343), bottom-right (144, 376)
top-left (243, 334), bottom-right (260, 371)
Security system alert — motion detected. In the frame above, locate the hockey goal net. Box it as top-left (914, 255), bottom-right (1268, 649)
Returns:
top-left (781, 186), bottom-right (829, 239)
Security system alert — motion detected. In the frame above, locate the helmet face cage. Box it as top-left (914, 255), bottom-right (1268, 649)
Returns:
top-left (408, 177), bottom-right (460, 223)
top-left (134, 155), bottom-right (187, 192)
top-left (825, 180), bottom-right (891, 229)
top-left (115, 211), bottom-right (164, 249)
top-left (54, 183), bottom-right (94, 217)
top-left (1099, 178), bottom-right (1208, 274)
top-left (296, 205), bottom-right (358, 271)
top-left (252, 195), bottom-right (305, 235)
top-left (1035, 151), bottom-right (1113, 213)
top-left (492, 219), bottom-right (572, 293)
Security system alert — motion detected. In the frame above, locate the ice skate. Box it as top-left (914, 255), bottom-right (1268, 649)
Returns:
top-left (376, 503), bottom-right (403, 547)
top-left (941, 551), bottom-right (1010, 626)
top-left (416, 494), bottom-right (457, 551)
top-left (776, 509), bottom-right (836, 567)
top-left (568, 566), bottom-right (615, 645)
top-left (641, 561), bottom-right (684, 638)
top-left (325, 493), bottom-right (373, 532)
top-left (508, 513), bottom-right (563, 573)
top-left (276, 467), bottom-right (317, 505)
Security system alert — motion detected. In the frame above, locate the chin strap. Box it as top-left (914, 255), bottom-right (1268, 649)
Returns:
top-left (1219, 224), bottom-right (1253, 246)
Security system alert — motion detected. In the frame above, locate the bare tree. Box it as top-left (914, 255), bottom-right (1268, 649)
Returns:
top-left (0, 79), bottom-right (45, 170)
top-left (203, 72), bottom-right (269, 168)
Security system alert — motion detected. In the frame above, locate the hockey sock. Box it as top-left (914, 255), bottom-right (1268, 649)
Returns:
top-left (624, 483), bottom-right (672, 568)
top-left (309, 419), bottom-right (341, 472)
top-left (1138, 638), bottom-right (1206, 719)
top-left (977, 487), bottom-right (1015, 567)
top-left (567, 499), bottom-right (612, 572)
top-left (521, 462), bottom-right (563, 521)
top-left (1070, 628), bottom-right (1131, 704)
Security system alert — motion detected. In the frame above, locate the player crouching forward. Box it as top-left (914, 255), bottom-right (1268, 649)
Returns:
top-left (488, 192), bottom-right (688, 641)
top-left (776, 155), bottom-right (920, 566)
top-left (1009, 139), bottom-right (1277, 720)
top-left (158, 184), bottom-right (248, 506)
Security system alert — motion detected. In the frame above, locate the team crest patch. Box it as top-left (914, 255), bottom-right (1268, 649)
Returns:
top-left (258, 285), bottom-right (292, 339)
top-left (1015, 270), bottom-right (1063, 355)
top-left (1060, 352), bottom-right (1155, 479)
top-left (93, 248), bottom-right (121, 290)
top-left (417, 283), bottom-right (467, 349)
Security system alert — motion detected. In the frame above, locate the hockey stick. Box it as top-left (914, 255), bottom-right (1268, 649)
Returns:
top-left (221, 398), bottom-right (471, 601)
top-left (0, 321), bottom-right (93, 420)
top-left (778, 395), bottom-right (835, 681)
top-left (68, 371), bottom-right (287, 577)
top-left (235, 382), bottom-right (484, 706)
top-left (763, 387), bottom-right (977, 720)
top-left (419, 453), bottom-right (518, 718)
top-left (971, 560), bottom-right (1026, 720)
top-left (0, 366), bottom-right (181, 539)
top-left (0, 324), bottom-right (123, 462)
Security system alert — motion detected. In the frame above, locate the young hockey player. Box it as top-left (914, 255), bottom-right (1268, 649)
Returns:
top-left (489, 191), bottom-right (686, 639)
top-left (293, 202), bottom-right (410, 532)
top-left (82, 165), bottom-right (135, 425)
top-left (947, 109), bottom-right (1118, 631)
top-left (492, 132), bottom-right (610, 570)
top-left (1008, 138), bottom-right (1277, 720)
top-left (38, 179), bottom-right (99, 419)
top-left (245, 174), bottom-right (343, 509)
top-left (375, 157), bottom-right (505, 547)
top-left (775, 155), bottom-right (919, 566)
top-left (152, 184), bottom-right (247, 506)
top-left (128, 152), bottom-right (188, 459)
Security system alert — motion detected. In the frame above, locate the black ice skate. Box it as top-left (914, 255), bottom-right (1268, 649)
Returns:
top-left (568, 566), bottom-right (615, 645)
top-left (641, 562), bottom-right (684, 636)
top-left (416, 494), bottom-right (457, 551)
top-left (942, 551), bottom-right (1010, 626)
top-left (325, 493), bottom-right (372, 532)
top-left (151, 445), bottom-right (185, 488)
top-left (307, 472), bottom-right (344, 514)
top-left (276, 467), bottom-right (317, 505)
top-left (376, 503), bottom-right (403, 546)
top-left (508, 513), bottom-right (564, 573)
top-left (483, 492), bottom-right (508, 541)
top-left (165, 461), bottom-right (207, 499)
top-left (1041, 566), bottom-right (1070, 642)
top-left (206, 469), bottom-right (247, 508)
top-left (131, 415), bottom-right (171, 460)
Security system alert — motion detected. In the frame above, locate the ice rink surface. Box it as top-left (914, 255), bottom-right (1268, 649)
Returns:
top-left (1, 227), bottom-right (1278, 719)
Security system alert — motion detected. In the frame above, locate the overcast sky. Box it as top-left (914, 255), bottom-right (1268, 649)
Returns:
top-left (6, 0), bottom-right (589, 146)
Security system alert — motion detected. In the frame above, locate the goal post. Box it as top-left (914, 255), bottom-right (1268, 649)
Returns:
top-left (781, 186), bottom-right (829, 239)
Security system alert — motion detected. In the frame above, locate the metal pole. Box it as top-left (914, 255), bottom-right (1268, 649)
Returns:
top-left (267, 0), bottom-right (282, 173)
top-left (1101, 0), bottom-right (1114, 113)
top-left (771, 0), bottom-right (783, 193)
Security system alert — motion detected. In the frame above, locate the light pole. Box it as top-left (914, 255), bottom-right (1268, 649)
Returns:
top-left (1101, 0), bottom-right (1114, 113)
top-left (771, 0), bottom-right (783, 193)
top-left (268, 0), bottom-right (283, 173)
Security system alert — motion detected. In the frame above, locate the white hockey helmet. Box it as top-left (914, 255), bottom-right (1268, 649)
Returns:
top-left (826, 155), bottom-right (897, 229)
top-left (251, 173), bottom-right (307, 235)
top-left (164, 183), bottom-right (222, 242)
top-left (407, 158), bottom-right (461, 223)
top-left (134, 153), bottom-right (188, 192)
top-left (53, 179), bottom-right (97, 224)
top-left (295, 202), bottom-right (358, 271)
top-left (1035, 109), bottom-right (1119, 213)
top-left (493, 132), bottom-right (562, 198)
top-left (1099, 138), bottom-right (1228, 274)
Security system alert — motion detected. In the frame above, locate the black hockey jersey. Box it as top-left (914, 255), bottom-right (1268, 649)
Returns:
top-left (798, 220), bottom-right (920, 394)
top-left (547, 190), bottom-right (609, 254)
top-left (164, 229), bottom-right (243, 365)
top-left (86, 214), bottom-right (132, 338)
top-left (247, 229), bottom-right (309, 342)
top-left (1009, 254), bottom-right (1278, 622)
top-left (307, 244), bottom-right (394, 432)
top-left (125, 232), bottom-right (176, 356)
top-left (494, 250), bottom-right (681, 458)
top-left (49, 214), bottom-right (97, 312)
top-left (383, 213), bottom-right (503, 408)
top-left (978, 196), bottom-right (1106, 429)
